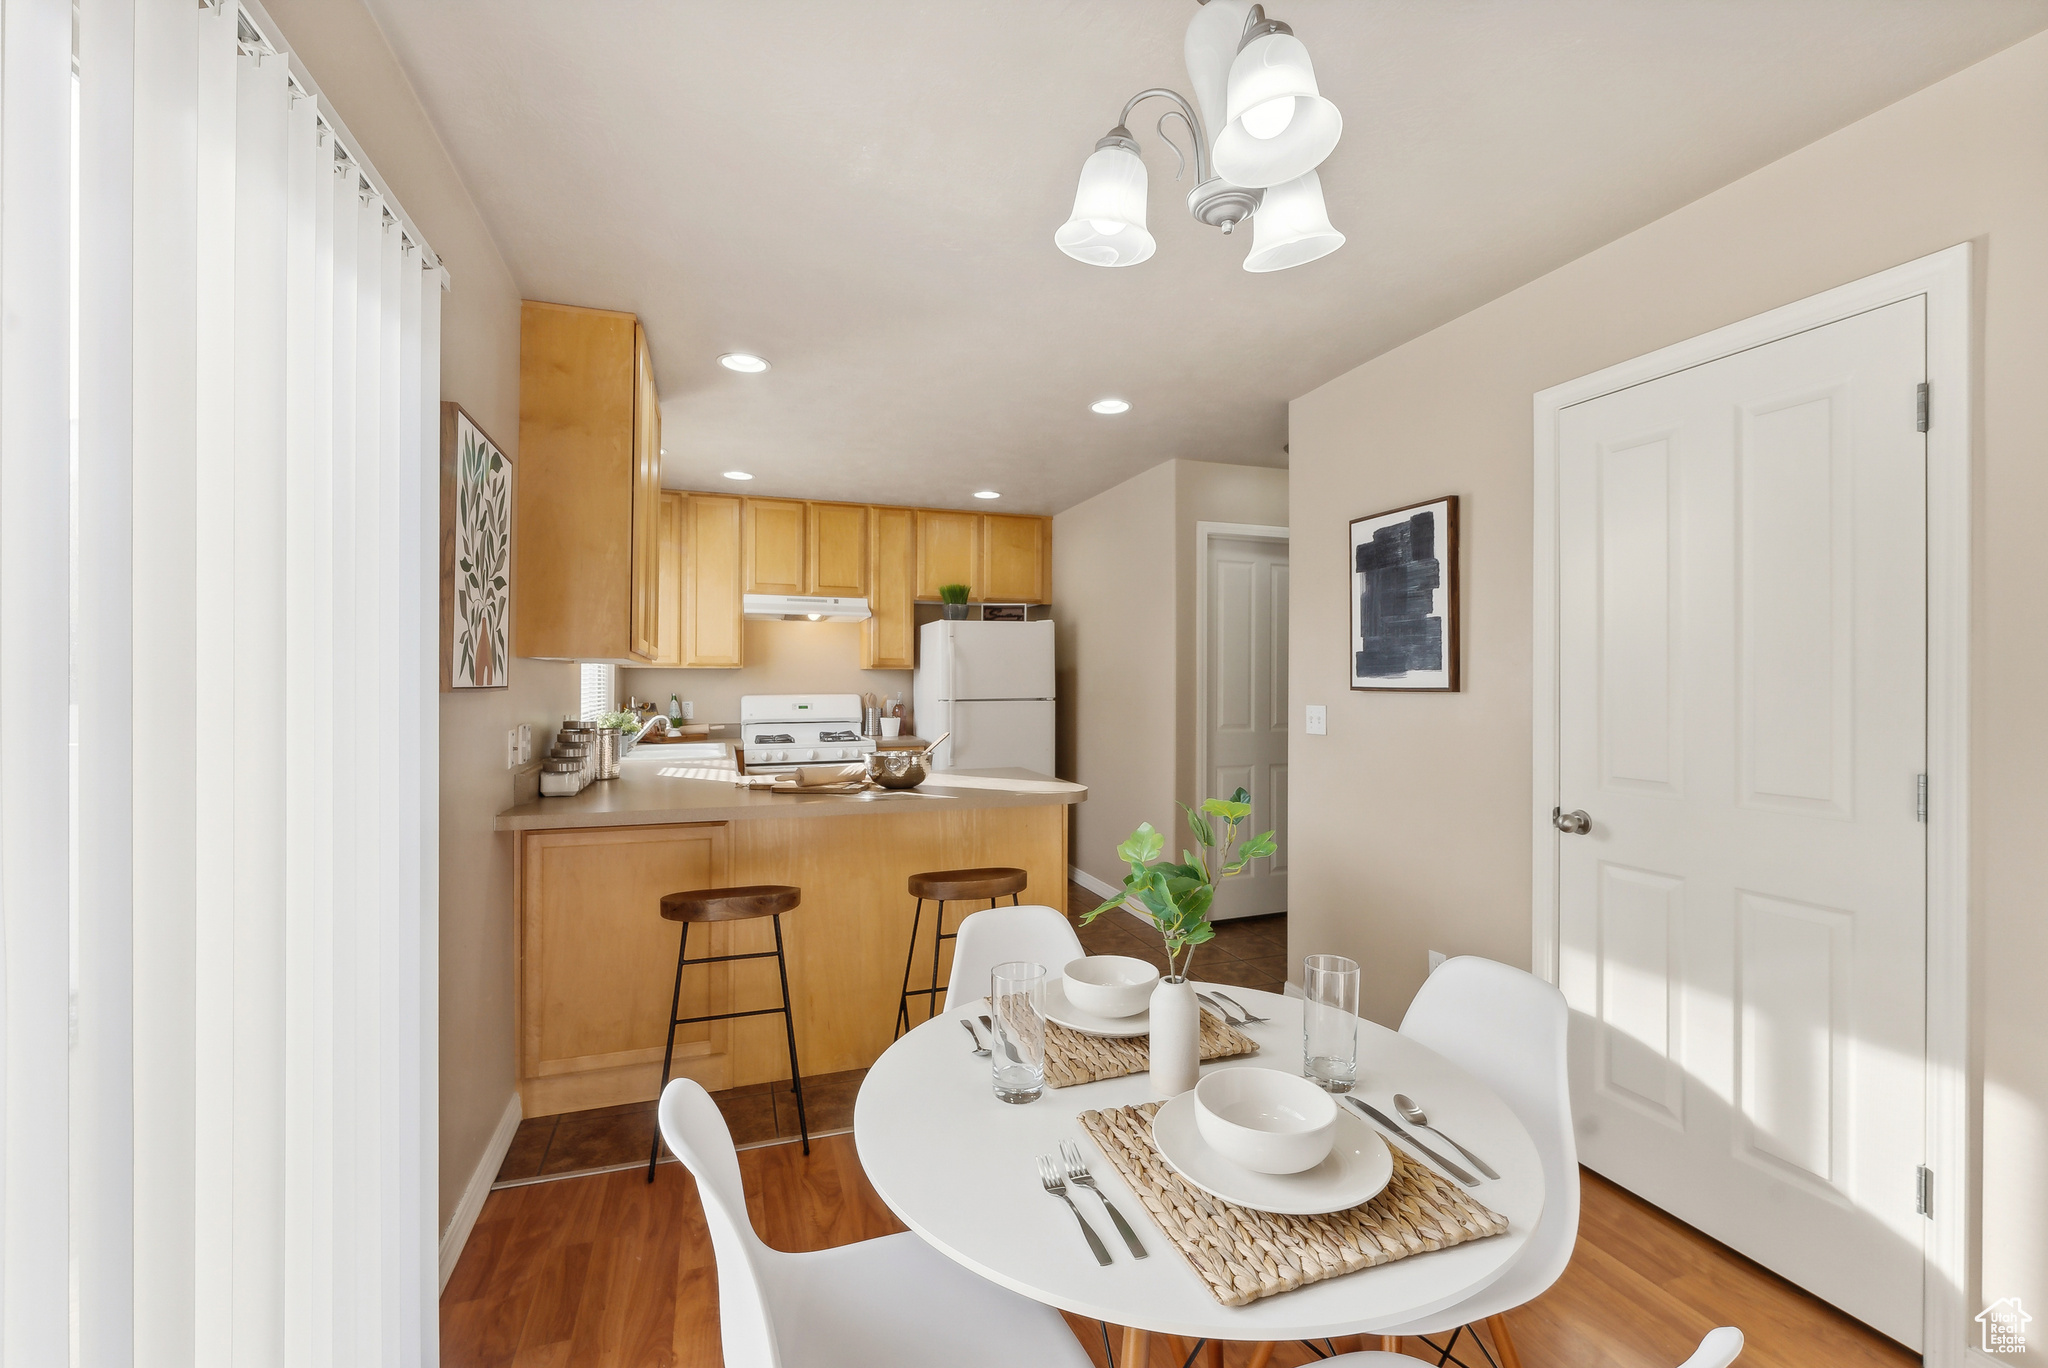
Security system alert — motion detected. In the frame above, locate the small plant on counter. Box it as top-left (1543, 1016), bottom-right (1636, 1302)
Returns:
top-left (938, 583), bottom-right (970, 604)
top-left (599, 710), bottom-right (642, 732)
top-left (1081, 787), bottom-right (1278, 981)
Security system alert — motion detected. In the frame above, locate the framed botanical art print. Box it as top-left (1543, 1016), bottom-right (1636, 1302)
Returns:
top-left (1349, 495), bottom-right (1459, 691)
top-left (441, 402), bottom-right (512, 690)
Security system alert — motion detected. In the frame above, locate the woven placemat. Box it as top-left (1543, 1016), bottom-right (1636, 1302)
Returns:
top-left (1043, 1009), bottom-right (1257, 1089)
top-left (1078, 1101), bottom-right (1510, 1306)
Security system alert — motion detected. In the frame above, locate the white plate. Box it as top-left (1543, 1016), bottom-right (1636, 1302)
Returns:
top-left (1041, 979), bottom-right (1151, 1038)
top-left (1150, 1088), bottom-right (1394, 1215)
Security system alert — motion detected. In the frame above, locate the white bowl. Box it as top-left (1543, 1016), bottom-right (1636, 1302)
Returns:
top-left (1059, 956), bottom-right (1160, 1019)
top-left (1193, 1069), bottom-right (1339, 1175)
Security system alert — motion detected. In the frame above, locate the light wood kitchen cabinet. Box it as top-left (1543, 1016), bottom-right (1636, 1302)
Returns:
top-left (806, 502), bottom-right (868, 597)
top-left (650, 491), bottom-right (685, 666)
top-left (513, 301), bottom-right (664, 662)
top-left (743, 497), bottom-right (807, 595)
top-left (914, 509), bottom-right (982, 601)
top-left (979, 513), bottom-right (1050, 604)
top-left (683, 493), bottom-right (744, 667)
top-left (863, 505), bottom-right (917, 669)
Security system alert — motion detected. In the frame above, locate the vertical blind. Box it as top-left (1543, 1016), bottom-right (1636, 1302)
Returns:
top-left (4, 0), bottom-right (443, 1363)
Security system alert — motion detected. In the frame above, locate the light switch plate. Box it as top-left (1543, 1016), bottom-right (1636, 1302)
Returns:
top-left (1428, 950), bottom-right (1447, 974)
top-left (518, 723), bottom-right (532, 763)
top-left (1305, 704), bottom-right (1327, 735)
top-left (681, 700), bottom-right (694, 721)
top-left (505, 727), bottom-right (520, 769)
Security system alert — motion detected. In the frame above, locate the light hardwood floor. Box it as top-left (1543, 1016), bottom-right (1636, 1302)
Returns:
top-left (442, 1134), bottom-right (1917, 1368)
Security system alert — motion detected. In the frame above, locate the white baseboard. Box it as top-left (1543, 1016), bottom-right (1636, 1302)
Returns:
top-left (440, 1091), bottom-right (522, 1292)
top-left (1068, 864), bottom-right (1119, 901)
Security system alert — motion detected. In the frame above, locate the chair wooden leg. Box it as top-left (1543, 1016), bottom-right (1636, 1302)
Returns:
top-left (1199, 1340), bottom-right (1223, 1368)
top-left (1484, 1315), bottom-right (1524, 1368)
top-left (1380, 1336), bottom-right (1402, 1352)
top-left (1244, 1343), bottom-right (1276, 1368)
top-left (1119, 1325), bottom-right (1150, 1367)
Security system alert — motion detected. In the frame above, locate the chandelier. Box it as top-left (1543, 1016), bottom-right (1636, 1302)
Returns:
top-left (1055, 1), bottom-right (1344, 273)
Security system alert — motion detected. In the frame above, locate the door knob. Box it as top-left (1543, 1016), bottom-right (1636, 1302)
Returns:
top-left (1552, 807), bottom-right (1592, 836)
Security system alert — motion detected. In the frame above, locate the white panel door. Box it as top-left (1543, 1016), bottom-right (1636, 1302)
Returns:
top-left (1555, 298), bottom-right (1927, 1347)
top-left (1207, 536), bottom-right (1288, 919)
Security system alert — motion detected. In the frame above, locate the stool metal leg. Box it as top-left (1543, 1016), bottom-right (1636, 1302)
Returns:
top-left (927, 899), bottom-right (947, 1025)
top-left (772, 915), bottom-right (809, 1153)
top-left (894, 898), bottom-right (924, 1040)
top-left (648, 922), bottom-right (689, 1183)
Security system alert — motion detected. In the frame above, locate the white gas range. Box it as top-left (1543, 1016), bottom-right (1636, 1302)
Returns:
top-left (737, 694), bottom-right (876, 774)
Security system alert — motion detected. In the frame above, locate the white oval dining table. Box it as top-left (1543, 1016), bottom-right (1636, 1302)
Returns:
top-left (853, 982), bottom-right (1545, 1345)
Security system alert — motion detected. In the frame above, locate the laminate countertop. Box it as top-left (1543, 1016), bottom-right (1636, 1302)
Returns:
top-left (494, 746), bottom-right (1085, 832)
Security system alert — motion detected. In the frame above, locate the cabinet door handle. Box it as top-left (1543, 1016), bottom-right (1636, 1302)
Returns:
top-left (1552, 807), bottom-right (1592, 836)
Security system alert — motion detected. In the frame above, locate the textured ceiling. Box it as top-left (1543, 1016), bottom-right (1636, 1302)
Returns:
top-left (367, 0), bottom-right (2048, 513)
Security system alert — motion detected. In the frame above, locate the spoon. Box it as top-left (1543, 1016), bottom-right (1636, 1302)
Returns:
top-left (960, 1019), bottom-right (990, 1057)
top-left (919, 731), bottom-right (951, 757)
top-left (1392, 1093), bottom-right (1500, 1180)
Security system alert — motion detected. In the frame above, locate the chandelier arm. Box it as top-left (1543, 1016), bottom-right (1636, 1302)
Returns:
top-left (1156, 109), bottom-right (1194, 182)
top-left (1116, 87), bottom-right (1213, 185)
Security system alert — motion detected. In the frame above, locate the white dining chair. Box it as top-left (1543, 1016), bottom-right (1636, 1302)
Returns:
top-left (942, 903), bottom-right (1083, 1012)
top-left (1367, 955), bottom-right (1576, 1368)
top-left (1319, 1325), bottom-right (1744, 1368)
top-left (659, 1077), bottom-right (1094, 1368)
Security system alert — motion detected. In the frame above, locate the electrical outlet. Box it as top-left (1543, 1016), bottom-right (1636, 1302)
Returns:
top-left (681, 700), bottom-right (694, 721)
top-left (1428, 950), bottom-right (1447, 974)
top-left (505, 727), bottom-right (520, 770)
top-left (518, 723), bottom-right (532, 763)
top-left (1305, 704), bottom-right (1327, 735)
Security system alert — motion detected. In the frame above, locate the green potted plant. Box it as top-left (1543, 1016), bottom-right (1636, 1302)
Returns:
top-left (939, 583), bottom-right (971, 620)
top-left (1081, 787), bottom-right (1277, 1094)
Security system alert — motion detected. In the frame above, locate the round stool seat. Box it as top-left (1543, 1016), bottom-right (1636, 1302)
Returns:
top-left (907, 866), bottom-right (1028, 902)
top-left (660, 884), bottom-right (801, 923)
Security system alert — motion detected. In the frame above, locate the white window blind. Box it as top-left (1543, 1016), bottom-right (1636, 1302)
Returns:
top-left (580, 662), bottom-right (617, 722)
top-left (2, 1), bottom-right (445, 1362)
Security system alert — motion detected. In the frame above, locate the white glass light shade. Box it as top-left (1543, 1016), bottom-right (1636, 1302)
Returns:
top-left (1054, 144), bottom-right (1156, 267)
top-left (1213, 31), bottom-right (1342, 189)
top-left (1242, 170), bottom-right (1344, 272)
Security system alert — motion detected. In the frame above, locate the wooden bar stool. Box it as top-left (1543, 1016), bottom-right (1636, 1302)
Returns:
top-left (894, 867), bottom-right (1027, 1037)
top-left (647, 884), bottom-right (808, 1182)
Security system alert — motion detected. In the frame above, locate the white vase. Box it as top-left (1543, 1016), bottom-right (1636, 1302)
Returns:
top-left (1148, 976), bottom-right (1201, 1097)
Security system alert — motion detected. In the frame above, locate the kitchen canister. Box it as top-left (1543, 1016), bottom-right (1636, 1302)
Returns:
top-left (539, 757), bottom-right (583, 797)
top-left (594, 727), bottom-right (621, 779)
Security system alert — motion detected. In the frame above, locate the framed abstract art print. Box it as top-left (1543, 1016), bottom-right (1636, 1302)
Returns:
top-left (1349, 495), bottom-right (1459, 692)
top-left (441, 402), bottom-right (512, 691)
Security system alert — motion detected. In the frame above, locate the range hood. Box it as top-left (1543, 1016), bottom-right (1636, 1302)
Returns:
top-left (743, 594), bottom-right (872, 623)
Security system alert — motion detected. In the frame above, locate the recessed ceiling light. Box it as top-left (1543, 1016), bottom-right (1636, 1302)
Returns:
top-left (974, 490), bottom-right (1001, 500)
top-left (723, 470), bottom-right (754, 481)
top-left (719, 352), bottom-right (770, 373)
top-left (1091, 398), bottom-right (1130, 414)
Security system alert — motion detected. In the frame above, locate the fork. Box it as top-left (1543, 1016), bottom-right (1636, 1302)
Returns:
top-left (1210, 989), bottom-right (1271, 1024)
top-left (1060, 1140), bottom-right (1146, 1258)
top-left (1037, 1156), bottom-right (1112, 1265)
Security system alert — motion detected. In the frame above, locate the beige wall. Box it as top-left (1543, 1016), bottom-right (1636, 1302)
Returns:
top-left (1055, 460), bottom-right (1288, 891)
top-left (623, 620), bottom-right (913, 727)
top-left (1288, 30), bottom-right (2048, 1343)
top-left (264, 0), bottom-right (580, 1235)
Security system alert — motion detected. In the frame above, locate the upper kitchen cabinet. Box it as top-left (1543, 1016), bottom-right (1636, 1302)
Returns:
top-left (743, 498), bottom-right (807, 595)
top-left (979, 514), bottom-right (1050, 604)
top-left (914, 509), bottom-right (982, 601)
top-left (863, 505), bottom-right (917, 669)
top-left (682, 493), bottom-right (744, 667)
top-left (806, 502), bottom-right (868, 597)
top-left (514, 301), bottom-right (664, 661)
top-left (650, 491), bottom-right (685, 667)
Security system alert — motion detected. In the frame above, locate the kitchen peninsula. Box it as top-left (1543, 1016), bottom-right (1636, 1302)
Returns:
top-left (496, 746), bottom-right (1085, 1116)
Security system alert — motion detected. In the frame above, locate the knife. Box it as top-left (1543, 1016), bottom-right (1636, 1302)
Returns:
top-left (1346, 1097), bottom-right (1482, 1187)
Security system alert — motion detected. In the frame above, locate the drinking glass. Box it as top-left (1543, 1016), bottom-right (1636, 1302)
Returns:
top-left (989, 961), bottom-right (1047, 1104)
top-left (1302, 954), bottom-right (1360, 1093)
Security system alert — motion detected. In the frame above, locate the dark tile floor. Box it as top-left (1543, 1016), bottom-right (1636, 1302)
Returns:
top-left (1067, 881), bottom-right (1291, 993)
top-left (497, 891), bottom-right (1289, 1186)
top-left (493, 1068), bottom-right (864, 1186)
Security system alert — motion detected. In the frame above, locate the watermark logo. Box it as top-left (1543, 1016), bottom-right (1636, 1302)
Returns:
top-left (1979, 1298), bottom-right (2032, 1354)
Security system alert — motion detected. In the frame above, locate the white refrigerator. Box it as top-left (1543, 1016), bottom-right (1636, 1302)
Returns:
top-left (913, 620), bottom-right (1056, 773)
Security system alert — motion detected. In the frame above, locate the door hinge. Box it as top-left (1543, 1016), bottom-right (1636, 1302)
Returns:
top-left (1916, 382), bottom-right (1930, 433)
top-left (1916, 773), bottom-right (1929, 822)
top-left (1916, 1164), bottom-right (1934, 1219)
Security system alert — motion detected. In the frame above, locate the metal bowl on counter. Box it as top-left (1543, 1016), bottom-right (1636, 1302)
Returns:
top-left (866, 749), bottom-right (930, 789)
